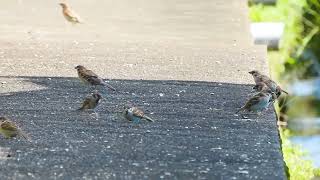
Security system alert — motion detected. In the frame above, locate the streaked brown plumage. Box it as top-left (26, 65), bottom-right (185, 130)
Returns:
top-left (236, 90), bottom-right (273, 113)
top-left (123, 106), bottom-right (154, 123)
top-left (0, 117), bottom-right (29, 140)
top-left (59, 3), bottom-right (82, 24)
top-left (248, 70), bottom-right (270, 84)
top-left (253, 82), bottom-right (269, 92)
top-left (249, 70), bottom-right (288, 97)
top-left (78, 91), bottom-right (102, 111)
top-left (75, 65), bottom-right (116, 91)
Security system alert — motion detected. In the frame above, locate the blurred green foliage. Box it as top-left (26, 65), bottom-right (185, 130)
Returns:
top-left (281, 0), bottom-right (320, 80)
top-left (281, 129), bottom-right (316, 180)
top-left (250, 0), bottom-right (320, 80)
top-left (249, 0), bottom-right (288, 22)
top-left (250, 0), bottom-right (320, 179)
top-left (251, 0), bottom-right (320, 126)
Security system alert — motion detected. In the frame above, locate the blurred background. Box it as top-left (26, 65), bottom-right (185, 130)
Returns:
top-left (249, 0), bottom-right (320, 179)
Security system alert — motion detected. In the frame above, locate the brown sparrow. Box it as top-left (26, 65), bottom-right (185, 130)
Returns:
top-left (75, 65), bottom-right (116, 91)
top-left (236, 90), bottom-right (274, 114)
top-left (249, 70), bottom-right (288, 97)
top-left (0, 117), bottom-right (30, 140)
top-left (78, 91), bottom-right (102, 111)
top-left (59, 3), bottom-right (83, 24)
top-left (123, 106), bottom-right (154, 123)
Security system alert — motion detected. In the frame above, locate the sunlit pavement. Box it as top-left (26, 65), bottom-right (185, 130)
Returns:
top-left (0, 0), bottom-right (285, 179)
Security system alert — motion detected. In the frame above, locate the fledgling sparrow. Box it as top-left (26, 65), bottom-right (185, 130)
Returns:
top-left (248, 70), bottom-right (269, 84)
top-left (59, 3), bottom-right (83, 24)
top-left (0, 117), bottom-right (29, 140)
top-left (253, 82), bottom-right (277, 102)
top-left (123, 105), bottom-right (154, 123)
top-left (75, 65), bottom-right (116, 91)
top-left (236, 90), bottom-right (274, 114)
top-left (249, 70), bottom-right (288, 97)
top-left (253, 82), bottom-right (270, 92)
top-left (78, 90), bottom-right (102, 111)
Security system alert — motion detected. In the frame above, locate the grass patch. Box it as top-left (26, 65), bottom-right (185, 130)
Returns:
top-left (281, 129), bottom-right (316, 180)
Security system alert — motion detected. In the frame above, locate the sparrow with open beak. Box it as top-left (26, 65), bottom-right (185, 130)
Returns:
top-left (0, 117), bottom-right (29, 140)
top-left (75, 65), bottom-right (116, 91)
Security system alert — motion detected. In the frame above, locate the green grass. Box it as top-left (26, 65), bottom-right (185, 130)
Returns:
top-left (281, 129), bottom-right (317, 180)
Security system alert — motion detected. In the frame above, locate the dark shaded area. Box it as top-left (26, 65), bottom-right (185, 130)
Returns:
top-left (0, 76), bottom-right (285, 179)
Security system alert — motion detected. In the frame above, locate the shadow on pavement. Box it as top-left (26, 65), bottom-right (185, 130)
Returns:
top-left (0, 76), bottom-right (282, 179)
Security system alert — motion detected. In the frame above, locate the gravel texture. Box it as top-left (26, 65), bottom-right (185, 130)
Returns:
top-left (0, 0), bottom-right (285, 179)
top-left (0, 77), bottom-right (285, 179)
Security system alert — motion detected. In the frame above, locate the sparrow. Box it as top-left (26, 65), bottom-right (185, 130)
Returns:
top-left (59, 3), bottom-right (83, 24)
top-left (78, 91), bottom-right (102, 111)
top-left (75, 65), bottom-right (116, 91)
top-left (123, 106), bottom-right (154, 123)
top-left (0, 117), bottom-right (29, 140)
top-left (249, 70), bottom-right (288, 97)
top-left (252, 82), bottom-right (270, 92)
top-left (252, 82), bottom-right (277, 101)
top-left (236, 90), bottom-right (274, 114)
top-left (248, 70), bottom-right (269, 84)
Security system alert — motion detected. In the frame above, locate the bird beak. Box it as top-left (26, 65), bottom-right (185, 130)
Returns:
top-left (248, 71), bottom-right (254, 74)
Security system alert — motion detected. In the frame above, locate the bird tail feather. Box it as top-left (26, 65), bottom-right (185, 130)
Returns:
top-left (281, 89), bottom-right (289, 94)
top-left (102, 82), bottom-right (116, 91)
top-left (236, 107), bottom-right (245, 114)
top-left (19, 130), bottom-right (31, 141)
top-left (77, 107), bottom-right (84, 111)
top-left (143, 115), bottom-right (154, 122)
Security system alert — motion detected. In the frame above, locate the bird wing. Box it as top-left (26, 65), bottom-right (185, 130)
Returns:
top-left (265, 79), bottom-right (277, 89)
top-left (131, 107), bottom-right (154, 122)
top-left (87, 76), bottom-right (103, 86)
top-left (84, 69), bottom-right (98, 77)
top-left (64, 9), bottom-right (81, 22)
top-left (78, 96), bottom-right (92, 110)
top-left (1, 121), bottom-right (18, 131)
top-left (244, 95), bottom-right (261, 108)
top-left (18, 129), bottom-right (30, 140)
top-left (132, 107), bottom-right (144, 118)
top-left (80, 69), bottom-right (104, 85)
top-left (260, 74), bottom-right (271, 81)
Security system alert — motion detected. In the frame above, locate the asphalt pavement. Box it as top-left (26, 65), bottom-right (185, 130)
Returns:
top-left (0, 0), bottom-right (285, 179)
